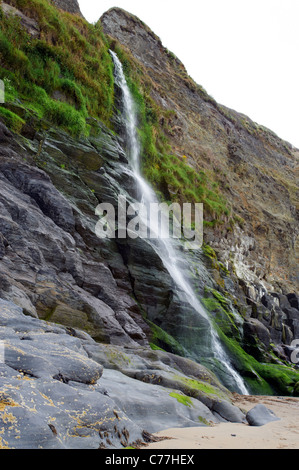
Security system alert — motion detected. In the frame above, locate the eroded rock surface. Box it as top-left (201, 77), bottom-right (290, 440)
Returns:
top-left (0, 298), bottom-right (244, 448)
top-left (0, 120), bottom-right (149, 348)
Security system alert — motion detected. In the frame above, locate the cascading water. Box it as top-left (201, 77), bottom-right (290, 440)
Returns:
top-left (110, 50), bottom-right (249, 395)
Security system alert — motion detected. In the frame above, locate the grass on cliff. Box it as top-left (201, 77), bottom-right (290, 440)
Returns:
top-left (0, 0), bottom-right (114, 136)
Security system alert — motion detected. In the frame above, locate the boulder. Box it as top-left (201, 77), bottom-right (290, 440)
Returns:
top-left (99, 369), bottom-right (219, 433)
top-left (212, 400), bottom-right (247, 424)
top-left (246, 404), bottom-right (280, 426)
top-left (243, 318), bottom-right (271, 348)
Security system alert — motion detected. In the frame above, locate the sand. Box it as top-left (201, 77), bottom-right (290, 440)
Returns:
top-left (146, 395), bottom-right (299, 449)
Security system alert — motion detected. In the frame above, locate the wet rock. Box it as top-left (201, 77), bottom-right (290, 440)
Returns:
top-left (0, 121), bottom-right (149, 347)
top-left (0, 299), bottom-right (146, 449)
top-left (0, 160), bottom-right (76, 233)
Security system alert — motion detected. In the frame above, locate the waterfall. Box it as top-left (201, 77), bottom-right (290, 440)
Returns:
top-left (110, 50), bottom-right (249, 395)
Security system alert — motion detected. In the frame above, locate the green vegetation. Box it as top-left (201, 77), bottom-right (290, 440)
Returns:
top-left (0, 106), bottom-right (25, 132)
top-left (169, 392), bottom-right (193, 408)
top-left (148, 320), bottom-right (186, 356)
top-left (198, 416), bottom-right (210, 425)
top-left (149, 343), bottom-right (166, 352)
top-left (202, 288), bottom-right (240, 339)
top-left (216, 329), bottom-right (299, 396)
top-left (200, 284), bottom-right (299, 395)
top-left (173, 374), bottom-right (228, 400)
top-left (0, 0), bottom-right (114, 136)
top-left (202, 243), bottom-right (218, 260)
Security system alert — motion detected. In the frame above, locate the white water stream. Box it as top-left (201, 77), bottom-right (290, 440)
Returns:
top-left (110, 50), bottom-right (249, 395)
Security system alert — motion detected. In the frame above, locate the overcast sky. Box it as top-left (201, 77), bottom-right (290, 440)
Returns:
top-left (79, 0), bottom-right (299, 148)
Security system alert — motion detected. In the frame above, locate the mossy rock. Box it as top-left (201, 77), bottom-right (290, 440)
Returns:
top-left (172, 374), bottom-right (230, 402)
top-left (217, 329), bottom-right (299, 396)
top-left (169, 392), bottom-right (193, 408)
top-left (147, 320), bottom-right (186, 356)
top-left (38, 302), bottom-right (109, 343)
top-left (202, 289), bottom-right (240, 340)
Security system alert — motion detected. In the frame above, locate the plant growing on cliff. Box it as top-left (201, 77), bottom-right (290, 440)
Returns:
top-left (0, 0), bottom-right (114, 135)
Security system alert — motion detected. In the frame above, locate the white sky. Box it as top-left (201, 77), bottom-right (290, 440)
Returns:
top-left (79, 0), bottom-right (299, 148)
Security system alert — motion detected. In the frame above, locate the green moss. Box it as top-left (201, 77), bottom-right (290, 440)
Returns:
top-left (148, 320), bottom-right (185, 356)
top-left (217, 329), bottom-right (299, 396)
top-left (218, 262), bottom-right (230, 275)
top-left (198, 416), bottom-right (210, 426)
top-left (0, 106), bottom-right (25, 132)
top-left (149, 343), bottom-right (166, 352)
top-left (202, 290), bottom-right (240, 338)
top-left (202, 244), bottom-right (217, 260)
top-left (169, 392), bottom-right (193, 408)
top-left (173, 375), bottom-right (228, 400)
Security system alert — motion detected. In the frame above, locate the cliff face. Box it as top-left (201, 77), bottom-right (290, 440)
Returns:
top-left (101, 8), bottom-right (299, 299)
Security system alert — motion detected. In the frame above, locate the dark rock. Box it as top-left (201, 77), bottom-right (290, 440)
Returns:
top-left (243, 318), bottom-right (271, 348)
top-left (270, 293), bottom-right (293, 314)
top-left (261, 293), bottom-right (276, 310)
top-left (287, 293), bottom-right (299, 311)
top-left (282, 323), bottom-right (294, 345)
top-left (246, 404), bottom-right (280, 426)
top-left (0, 120), bottom-right (13, 143)
top-left (0, 121), bottom-right (151, 347)
top-left (0, 160), bottom-right (76, 233)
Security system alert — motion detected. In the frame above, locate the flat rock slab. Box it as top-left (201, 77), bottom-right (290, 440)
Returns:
top-left (99, 369), bottom-right (219, 433)
top-left (246, 404), bottom-right (280, 426)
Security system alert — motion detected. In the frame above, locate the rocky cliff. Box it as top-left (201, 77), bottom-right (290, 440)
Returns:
top-left (0, 0), bottom-right (298, 449)
top-left (101, 8), bottom-right (298, 297)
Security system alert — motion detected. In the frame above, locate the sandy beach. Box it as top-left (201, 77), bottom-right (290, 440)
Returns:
top-left (146, 395), bottom-right (299, 449)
